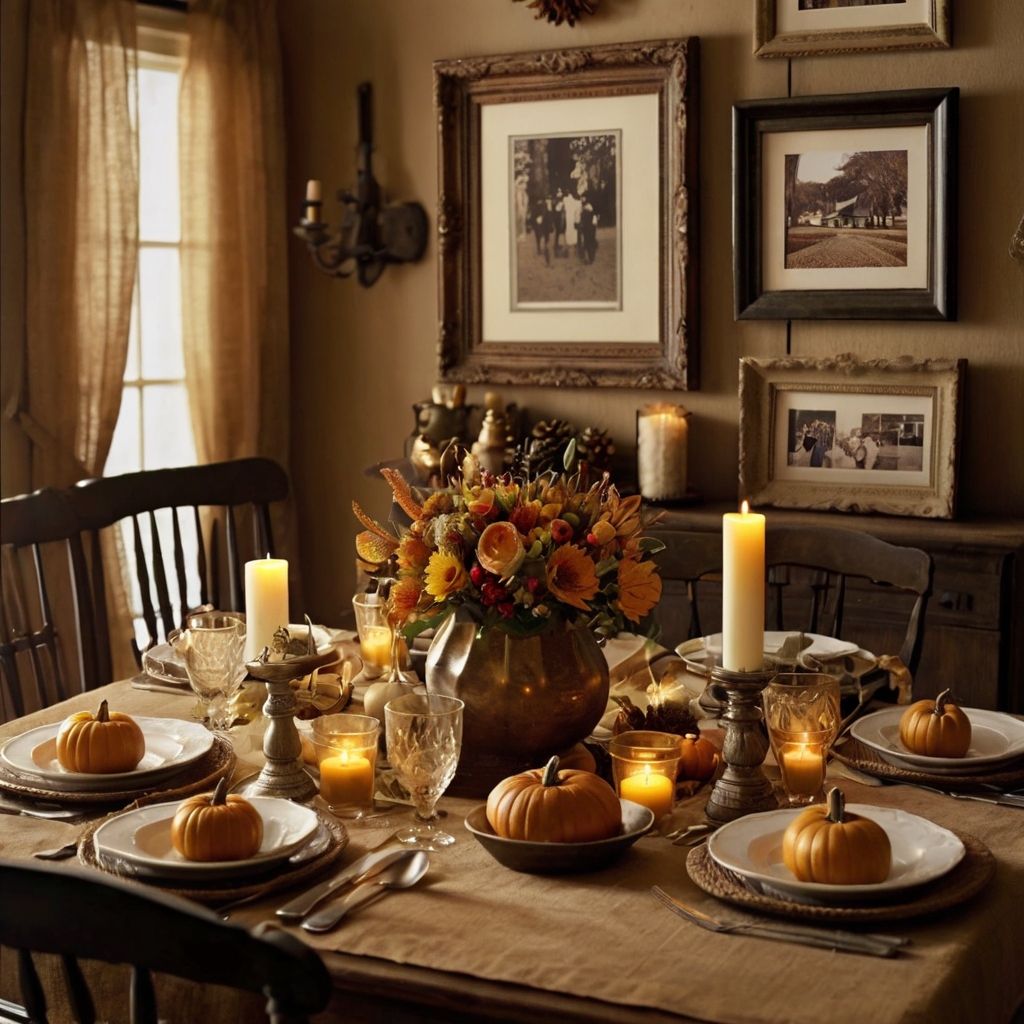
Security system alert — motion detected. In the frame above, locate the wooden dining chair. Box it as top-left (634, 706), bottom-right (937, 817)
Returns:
top-left (65, 458), bottom-right (290, 668)
top-left (655, 524), bottom-right (933, 679)
top-left (0, 859), bottom-right (331, 1024)
top-left (0, 488), bottom-right (99, 721)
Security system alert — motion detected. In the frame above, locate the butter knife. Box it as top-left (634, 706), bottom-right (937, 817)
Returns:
top-left (275, 844), bottom-right (410, 921)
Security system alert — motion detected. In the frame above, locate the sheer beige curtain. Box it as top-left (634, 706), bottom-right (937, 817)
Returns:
top-left (22, 0), bottom-right (138, 685)
top-left (179, 0), bottom-right (290, 470)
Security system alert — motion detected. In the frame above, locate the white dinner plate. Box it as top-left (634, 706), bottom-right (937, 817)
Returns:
top-left (707, 804), bottom-right (965, 905)
top-left (678, 632), bottom-right (860, 672)
top-left (0, 717), bottom-right (214, 793)
top-left (850, 706), bottom-right (1024, 775)
top-left (92, 796), bottom-right (320, 881)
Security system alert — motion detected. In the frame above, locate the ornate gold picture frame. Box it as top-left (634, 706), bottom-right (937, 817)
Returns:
top-left (739, 354), bottom-right (966, 519)
top-left (434, 38), bottom-right (699, 390)
top-left (754, 0), bottom-right (951, 59)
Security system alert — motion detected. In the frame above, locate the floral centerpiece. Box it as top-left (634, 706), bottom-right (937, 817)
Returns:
top-left (353, 455), bottom-right (665, 641)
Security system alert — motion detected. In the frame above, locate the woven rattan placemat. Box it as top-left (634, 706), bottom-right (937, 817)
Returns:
top-left (78, 808), bottom-right (349, 905)
top-left (0, 734), bottom-right (236, 806)
top-left (832, 737), bottom-right (1024, 789)
top-left (686, 830), bottom-right (994, 924)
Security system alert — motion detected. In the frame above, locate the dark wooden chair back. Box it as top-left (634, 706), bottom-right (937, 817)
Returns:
top-left (656, 525), bottom-right (933, 678)
top-left (66, 458), bottom-right (289, 667)
top-left (0, 488), bottom-right (97, 720)
top-left (0, 859), bottom-right (331, 1024)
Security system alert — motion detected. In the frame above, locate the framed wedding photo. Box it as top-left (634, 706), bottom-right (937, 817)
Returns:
top-left (739, 354), bottom-right (966, 519)
top-left (754, 0), bottom-right (951, 59)
top-left (733, 87), bottom-right (958, 321)
top-left (434, 38), bottom-right (700, 390)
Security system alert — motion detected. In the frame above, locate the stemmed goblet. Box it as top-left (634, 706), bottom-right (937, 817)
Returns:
top-left (169, 612), bottom-right (247, 732)
top-left (384, 693), bottom-right (464, 849)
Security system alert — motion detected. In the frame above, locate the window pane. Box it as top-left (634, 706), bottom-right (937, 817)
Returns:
top-left (138, 67), bottom-right (180, 243)
top-left (142, 383), bottom-right (196, 470)
top-left (105, 386), bottom-right (141, 476)
top-left (139, 247), bottom-right (184, 379)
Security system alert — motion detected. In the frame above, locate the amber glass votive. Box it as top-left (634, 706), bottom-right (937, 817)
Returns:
top-left (608, 730), bottom-right (681, 819)
top-left (311, 713), bottom-right (380, 815)
top-left (763, 673), bottom-right (841, 806)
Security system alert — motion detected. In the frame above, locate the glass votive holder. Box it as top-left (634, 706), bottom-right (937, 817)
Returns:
top-left (763, 673), bottom-right (841, 806)
top-left (311, 713), bottom-right (380, 816)
top-left (607, 730), bottom-right (681, 819)
top-left (352, 592), bottom-right (391, 679)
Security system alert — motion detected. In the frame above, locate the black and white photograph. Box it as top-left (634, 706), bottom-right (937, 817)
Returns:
top-left (511, 132), bottom-right (620, 309)
top-left (785, 149), bottom-right (908, 269)
top-left (798, 0), bottom-right (907, 9)
top-left (788, 408), bottom-right (925, 471)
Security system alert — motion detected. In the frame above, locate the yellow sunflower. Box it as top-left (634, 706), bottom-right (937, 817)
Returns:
top-left (615, 557), bottom-right (662, 623)
top-left (424, 550), bottom-right (469, 601)
top-left (545, 545), bottom-right (600, 611)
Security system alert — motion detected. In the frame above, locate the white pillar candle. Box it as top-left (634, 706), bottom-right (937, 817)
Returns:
top-left (637, 405), bottom-right (689, 501)
top-left (244, 557), bottom-right (290, 661)
top-left (305, 179), bottom-right (322, 203)
top-left (722, 502), bottom-right (765, 672)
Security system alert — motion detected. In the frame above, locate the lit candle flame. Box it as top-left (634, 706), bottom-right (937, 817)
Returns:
top-left (741, 500), bottom-right (749, 515)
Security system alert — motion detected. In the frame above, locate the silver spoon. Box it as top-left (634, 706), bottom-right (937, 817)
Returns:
top-left (301, 849), bottom-right (429, 933)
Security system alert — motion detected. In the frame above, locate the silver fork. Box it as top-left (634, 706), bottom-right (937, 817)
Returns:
top-left (651, 887), bottom-right (908, 957)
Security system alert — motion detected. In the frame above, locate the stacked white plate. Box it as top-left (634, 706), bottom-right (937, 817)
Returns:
top-left (850, 707), bottom-right (1024, 775)
top-left (707, 804), bottom-right (965, 906)
top-left (0, 717), bottom-right (214, 794)
top-left (92, 797), bottom-right (321, 881)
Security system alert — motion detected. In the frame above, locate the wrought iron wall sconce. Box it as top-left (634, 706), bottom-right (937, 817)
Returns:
top-left (294, 82), bottom-right (428, 287)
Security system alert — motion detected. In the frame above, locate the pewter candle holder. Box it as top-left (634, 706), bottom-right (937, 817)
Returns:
top-left (236, 634), bottom-right (336, 803)
top-left (703, 664), bottom-right (779, 823)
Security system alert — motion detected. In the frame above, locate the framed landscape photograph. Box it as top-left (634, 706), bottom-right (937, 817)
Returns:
top-left (739, 354), bottom-right (966, 518)
top-left (754, 0), bottom-right (951, 58)
top-left (434, 38), bottom-right (699, 389)
top-left (733, 88), bottom-right (958, 321)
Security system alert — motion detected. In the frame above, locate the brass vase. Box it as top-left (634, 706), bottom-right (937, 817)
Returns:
top-left (425, 612), bottom-right (610, 798)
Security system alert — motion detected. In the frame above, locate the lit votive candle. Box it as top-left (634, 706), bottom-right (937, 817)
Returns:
top-left (779, 743), bottom-right (826, 797)
top-left (620, 765), bottom-right (674, 818)
top-left (360, 625), bottom-right (393, 670)
top-left (319, 750), bottom-right (374, 807)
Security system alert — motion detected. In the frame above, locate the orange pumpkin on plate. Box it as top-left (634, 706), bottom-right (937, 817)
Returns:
top-left (171, 778), bottom-right (263, 862)
top-left (899, 689), bottom-right (971, 758)
top-left (56, 699), bottom-right (145, 774)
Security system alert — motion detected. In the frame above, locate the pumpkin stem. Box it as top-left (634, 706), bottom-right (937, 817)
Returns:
top-left (96, 699), bottom-right (110, 723)
top-left (934, 689), bottom-right (952, 715)
top-left (541, 756), bottom-right (561, 787)
top-left (825, 787), bottom-right (845, 824)
top-left (211, 777), bottom-right (229, 806)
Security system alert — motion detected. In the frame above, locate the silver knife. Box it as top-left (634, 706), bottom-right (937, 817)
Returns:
top-left (275, 844), bottom-right (409, 921)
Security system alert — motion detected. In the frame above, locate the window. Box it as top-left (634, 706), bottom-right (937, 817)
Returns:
top-left (106, 13), bottom-right (200, 646)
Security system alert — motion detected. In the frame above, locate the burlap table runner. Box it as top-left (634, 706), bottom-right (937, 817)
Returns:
top-left (3, 682), bottom-right (1023, 1024)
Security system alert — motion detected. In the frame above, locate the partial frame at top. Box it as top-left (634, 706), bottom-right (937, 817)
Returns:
top-left (434, 38), bottom-right (700, 390)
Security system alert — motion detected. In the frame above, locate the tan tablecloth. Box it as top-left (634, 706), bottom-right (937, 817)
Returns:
top-left (2, 682), bottom-right (1023, 1024)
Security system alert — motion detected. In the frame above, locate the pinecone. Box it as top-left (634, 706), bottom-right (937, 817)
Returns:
top-left (526, 418), bottom-right (576, 476)
top-left (611, 695), bottom-right (700, 739)
top-left (512, 0), bottom-right (598, 27)
top-left (577, 427), bottom-right (615, 478)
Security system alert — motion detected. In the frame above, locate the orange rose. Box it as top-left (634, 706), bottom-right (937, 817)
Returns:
top-left (476, 521), bottom-right (525, 577)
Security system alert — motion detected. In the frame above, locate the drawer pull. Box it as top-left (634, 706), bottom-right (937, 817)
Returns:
top-left (938, 590), bottom-right (973, 612)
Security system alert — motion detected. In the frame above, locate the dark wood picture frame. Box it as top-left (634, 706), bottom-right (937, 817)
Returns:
top-left (733, 88), bottom-right (958, 321)
top-left (754, 0), bottom-right (951, 59)
top-left (434, 38), bottom-right (700, 390)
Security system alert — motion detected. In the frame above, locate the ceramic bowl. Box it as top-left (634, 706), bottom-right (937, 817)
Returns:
top-left (463, 798), bottom-right (654, 874)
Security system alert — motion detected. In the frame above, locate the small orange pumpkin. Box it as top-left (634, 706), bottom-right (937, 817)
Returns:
top-left (486, 756), bottom-right (621, 843)
top-left (783, 788), bottom-right (891, 885)
top-left (171, 778), bottom-right (264, 862)
top-left (899, 689), bottom-right (972, 758)
top-left (56, 699), bottom-right (145, 774)
top-left (677, 733), bottom-right (719, 782)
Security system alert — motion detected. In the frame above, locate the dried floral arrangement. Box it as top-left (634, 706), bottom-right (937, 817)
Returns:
top-left (354, 447), bottom-right (664, 641)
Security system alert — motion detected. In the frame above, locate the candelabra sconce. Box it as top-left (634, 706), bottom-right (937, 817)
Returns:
top-left (295, 82), bottom-right (428, 287)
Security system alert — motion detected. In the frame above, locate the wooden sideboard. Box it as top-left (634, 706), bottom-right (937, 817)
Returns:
top-left (647, 503), bottom-right (1024, 713)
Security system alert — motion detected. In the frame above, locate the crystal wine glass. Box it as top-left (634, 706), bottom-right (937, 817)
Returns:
top-left (384, 693), bottom-right (464, 849)
top-left (170, 612), bottom-right (247, 732)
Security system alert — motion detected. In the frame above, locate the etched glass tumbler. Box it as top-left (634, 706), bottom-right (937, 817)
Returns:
top-left (384, 693), bottom-right (464, 849)
top-left (170, 612), bottom-right (247, 732)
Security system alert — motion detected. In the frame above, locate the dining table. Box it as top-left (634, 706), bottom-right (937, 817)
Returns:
top-left (2, 655), bottom-right (1023, 1024)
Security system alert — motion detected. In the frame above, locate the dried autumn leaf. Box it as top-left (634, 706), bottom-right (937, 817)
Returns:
top-left (381, 467), bottom-right (424, 522)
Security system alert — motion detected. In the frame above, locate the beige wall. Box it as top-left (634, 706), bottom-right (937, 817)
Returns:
top-left (280, 0), bottom-right (1024, 627)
